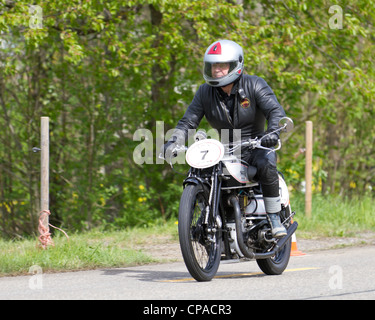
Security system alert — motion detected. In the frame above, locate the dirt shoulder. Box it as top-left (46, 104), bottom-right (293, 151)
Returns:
top-left (139, 231), bottom-right (375, 263)
top-left (296, 231), bottom-right (375, 253)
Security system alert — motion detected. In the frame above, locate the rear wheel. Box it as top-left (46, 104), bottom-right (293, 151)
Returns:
top-left (256, 238), bottom-right (292, 275)
top-left (178, 184), bottom-right (221, 282)
top-left (256, 204), bottom-right (292, 275)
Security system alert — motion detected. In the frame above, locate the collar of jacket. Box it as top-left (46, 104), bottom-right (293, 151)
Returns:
top-left (216, 76), bottom-right (248, 127)
top-left (217, 76), bottom-right (241, 100)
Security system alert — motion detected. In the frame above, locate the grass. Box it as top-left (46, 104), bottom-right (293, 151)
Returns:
top-left (291, 193), bottom-right (375, 238)
top-left (0, 220), bottom-right (179, 277)
top-left (1, 194), bottom-right (374, 277)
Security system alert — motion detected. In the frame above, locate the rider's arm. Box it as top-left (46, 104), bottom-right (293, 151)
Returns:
top-left (172, 84), bottom-right (206, 144)
top-left (253, 77), bottom-right (286, 136)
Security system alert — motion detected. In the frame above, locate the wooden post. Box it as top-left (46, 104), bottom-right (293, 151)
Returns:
top-left (305, 121), bottom-right (313, 218)
top-left (40, 117), bottom-right (49, 225)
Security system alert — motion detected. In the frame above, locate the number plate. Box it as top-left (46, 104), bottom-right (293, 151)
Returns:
top-left (186, 139), bottom-right (224, 169)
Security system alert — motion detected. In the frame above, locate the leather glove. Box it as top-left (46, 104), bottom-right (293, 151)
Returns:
top-left (161, 136), bottom-right (178, 159)
top-left (261, 133), bottom-right (279, 148)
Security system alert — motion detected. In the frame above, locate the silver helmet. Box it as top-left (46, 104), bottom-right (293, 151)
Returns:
top-left (203, 40), bottom-right (244, 87)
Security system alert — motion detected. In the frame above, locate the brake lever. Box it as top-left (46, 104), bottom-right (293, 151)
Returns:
top-left (249, 138), bottom-right (281, 155)
top-left (273, 139), bottom-right (282, 152)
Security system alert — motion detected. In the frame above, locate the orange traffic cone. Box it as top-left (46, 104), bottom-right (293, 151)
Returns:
top-left (290, 233), bottom-right (306, 256)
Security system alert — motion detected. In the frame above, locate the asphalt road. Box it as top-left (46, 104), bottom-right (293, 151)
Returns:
top-left (1, 246), bottom-right (375, 300)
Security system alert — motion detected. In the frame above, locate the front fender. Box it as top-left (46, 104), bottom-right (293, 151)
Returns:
top-left (183, 176), bottom-right (210, 189)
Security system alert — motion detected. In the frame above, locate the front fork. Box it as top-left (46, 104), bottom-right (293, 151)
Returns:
top-left (204, 165), bottom-right (223, 243)
top-left (184, 165), bottom-right (223, 244)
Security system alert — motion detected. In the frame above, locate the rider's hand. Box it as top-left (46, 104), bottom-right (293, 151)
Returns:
top-left (162, 136), bottom-right (178, 159)
top-left (261, 133), bottom-right (279, 148)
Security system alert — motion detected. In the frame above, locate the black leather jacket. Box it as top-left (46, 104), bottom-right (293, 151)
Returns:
top-left (173, 74), bottom-right (286, 143)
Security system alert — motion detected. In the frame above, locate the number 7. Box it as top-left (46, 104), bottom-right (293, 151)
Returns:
top-left (200, 150), bottom-right (209, 160)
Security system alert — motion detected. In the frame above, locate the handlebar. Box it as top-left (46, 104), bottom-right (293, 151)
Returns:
top-left (159, 136), bottom-right (281, 162)
top-left (225, 137), bottom-right (281, 154)
top-left (159, 117), bottom-right (292, 162)
top-left (158, 145), bottom-right (188, 161)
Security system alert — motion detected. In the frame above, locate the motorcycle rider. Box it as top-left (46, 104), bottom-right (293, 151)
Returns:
top-left (162, 40), bottom-right (287, 238)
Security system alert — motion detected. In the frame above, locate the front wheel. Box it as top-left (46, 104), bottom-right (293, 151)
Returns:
top-left (178, 184), bottom-right (221, 282)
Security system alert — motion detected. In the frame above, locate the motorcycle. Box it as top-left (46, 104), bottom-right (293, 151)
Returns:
top-left (161, 117), bottom-right (298, 282)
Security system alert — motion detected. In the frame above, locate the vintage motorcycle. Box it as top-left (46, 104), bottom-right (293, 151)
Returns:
top-left (162, 117), bottom-right (298, 282)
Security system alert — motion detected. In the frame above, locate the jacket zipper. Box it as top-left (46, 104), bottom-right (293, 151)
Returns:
top-left (219, 100), bottom-right (234, 128)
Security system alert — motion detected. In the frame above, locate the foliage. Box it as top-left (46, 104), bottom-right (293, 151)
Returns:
top-left (0, 0), bottom-right (374, 237)
top-left (291, 192), bottom-right (375, 237)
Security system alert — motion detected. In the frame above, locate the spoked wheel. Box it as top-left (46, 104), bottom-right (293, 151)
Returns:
top-left (256, 238), bottom-right (292, 275)
top-left (178, 184), bottom-right (221, 282)
top-left (256, 205), bottom-right (293, 275)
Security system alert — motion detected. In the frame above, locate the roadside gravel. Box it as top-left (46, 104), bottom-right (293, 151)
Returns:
top-left (140, 231), bottom-right (375, 263)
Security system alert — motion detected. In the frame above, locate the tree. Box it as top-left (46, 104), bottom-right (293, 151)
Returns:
top-left (0, 0), bottom-right (374, 237)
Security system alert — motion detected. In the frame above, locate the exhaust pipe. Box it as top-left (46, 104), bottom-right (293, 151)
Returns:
top-left (251, 221), bottom-right (298, 260)
top-left (229, 196), bottom-right (298, 260)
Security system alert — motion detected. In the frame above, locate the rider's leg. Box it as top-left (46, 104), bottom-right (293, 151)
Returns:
top-left (246, 149), bottom-right (287, 238)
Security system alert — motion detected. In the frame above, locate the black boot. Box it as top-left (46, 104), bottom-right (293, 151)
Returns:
top-left (267, 213), bottom-right (287, 238)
